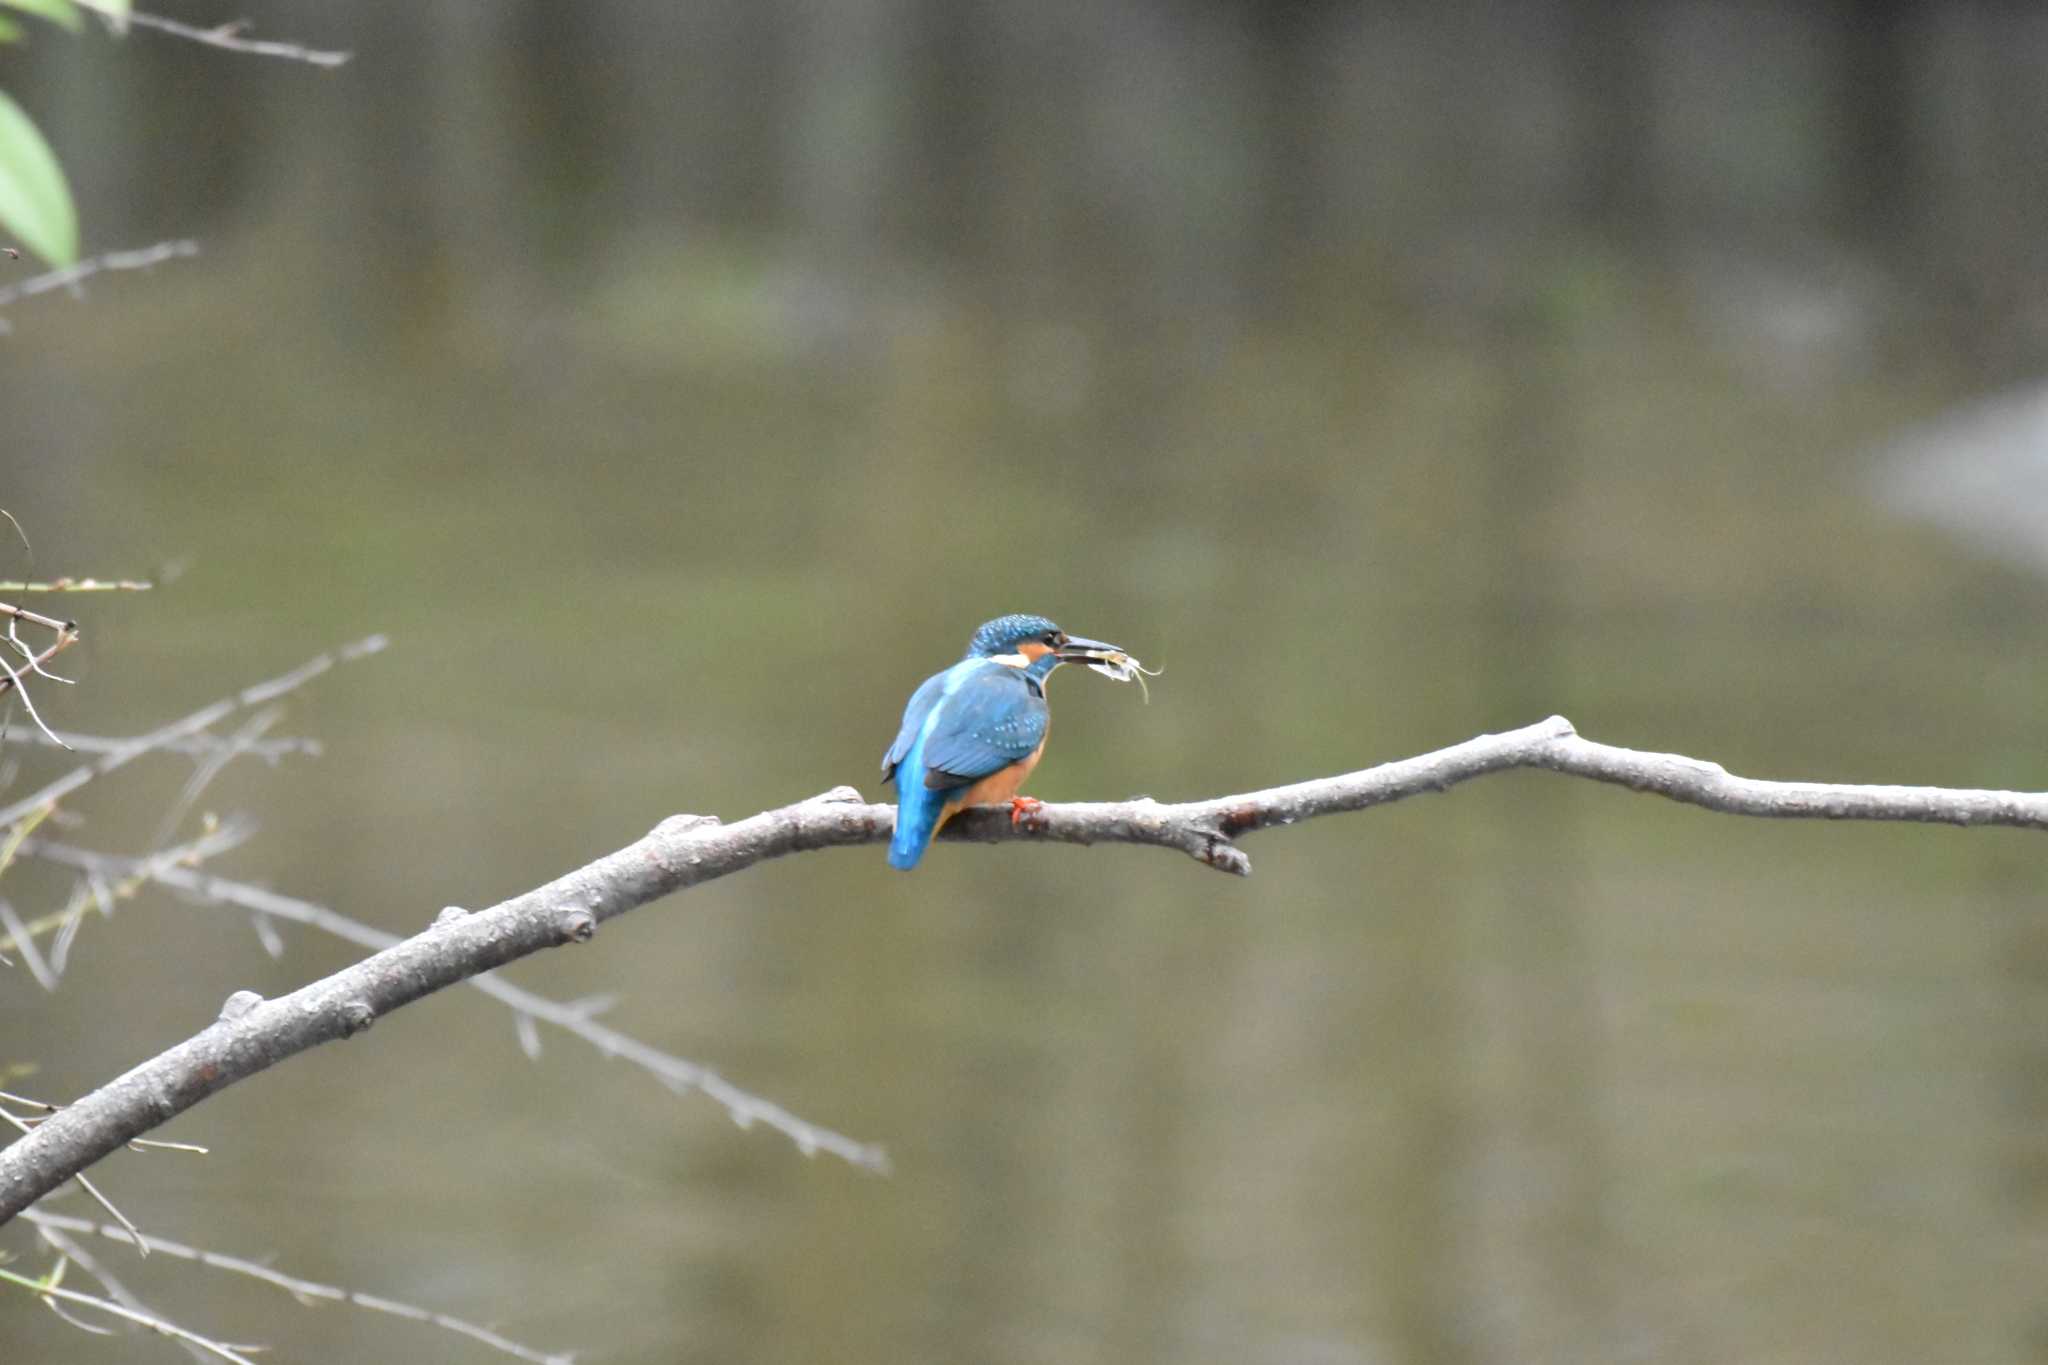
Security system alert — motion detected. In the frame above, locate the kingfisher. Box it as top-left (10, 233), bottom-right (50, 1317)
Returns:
top-left (881, 613), bottom-right (1129, 870)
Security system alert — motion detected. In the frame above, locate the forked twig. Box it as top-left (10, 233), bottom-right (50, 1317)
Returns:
top-left (23, 1210), bottom-right (575, 1365)
top-left (0, 635), bottom-right (386, 831)
top-left (0, 1263), bottom-right (258, 1364)
top-left (0, 820), bottom-right (252, 962)
top-left (0, 604), bottom-right (80, 747)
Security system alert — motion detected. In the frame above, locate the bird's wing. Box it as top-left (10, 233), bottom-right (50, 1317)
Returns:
top-left (920, 664), bottom-right (1047, 789)
top-left (882, 669), bottom-right (950, 782)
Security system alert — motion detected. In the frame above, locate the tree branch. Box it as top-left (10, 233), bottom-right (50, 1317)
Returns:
top-left (122, 13), bottom-right (351, 68)
top-left (17, 833), bottom-right (889, 1171)
top-left (0, 633), bottom-right (386, 831)
top-left (0, 241), bottom-right (200, 332)
top-left (5, 713), bottom-right (2047, 1225)
top-left (24, 1210), bottom-right (574, 1365)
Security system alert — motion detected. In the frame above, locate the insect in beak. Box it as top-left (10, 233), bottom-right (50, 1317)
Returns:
top-left (1054, 636), bottom-right (1162, 703)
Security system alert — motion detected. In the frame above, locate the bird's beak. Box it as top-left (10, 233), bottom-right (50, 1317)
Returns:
top-left (1053, 635), bottom-right (1123, 665)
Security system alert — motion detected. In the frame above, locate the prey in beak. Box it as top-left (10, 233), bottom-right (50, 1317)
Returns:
top-left (1054, 635), bottom-right (1163, 702)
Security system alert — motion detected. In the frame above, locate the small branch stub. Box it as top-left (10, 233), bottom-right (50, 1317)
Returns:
top-left (216, 991), bottom-right (263, 1023)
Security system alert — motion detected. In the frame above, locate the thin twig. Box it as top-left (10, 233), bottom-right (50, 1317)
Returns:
top-left (0, 1108), bottom-right (146, 1253)
top-left (10, 714), bottom-right (2048, 1223)
top-left (0, 1264), bottom-right (259, 1364)
top-left (0, 820), bottom-right (255, 959)
top-left (19, 730), bottom-right (321, 763)
top-left (122, 11), bottom-right (351, 67)
top-left (3, 1091), bottom-right (208, 1155)
top-left (149, 709), bottom-right (281, 851)
top-left (0, 578), bottom-right (154, 593)
top-left (21, 1210), bottom-right (576, 1365)
top-left (0, 800), bottom-right (52, 880)
top-left (27, 1220), bottom-right (214, 1365)
top-left (0, 608), bottom-right (80, 746)
top-left (0, 241), bottom-right (200, 330)
top-left (0, 602), bottom-right (74, 635)
top-left (0, 899), bottom-right (57, 989)
top-left (0, 634), bottom-right (386, 832)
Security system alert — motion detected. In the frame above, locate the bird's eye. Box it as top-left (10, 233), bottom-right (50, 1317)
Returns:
top-left (1046, 631), bottom-right (1064, 646)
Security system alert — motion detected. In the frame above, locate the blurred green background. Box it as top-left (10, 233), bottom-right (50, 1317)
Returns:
top-left (5, 2), bottom-right (2048, 1362)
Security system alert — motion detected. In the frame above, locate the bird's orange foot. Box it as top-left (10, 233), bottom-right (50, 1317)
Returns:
top-left (1009, 795), bottom-right (1045, 829)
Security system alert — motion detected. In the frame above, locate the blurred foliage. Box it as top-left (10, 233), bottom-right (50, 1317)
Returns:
top-left (0, 0), bottom-right (128, 264)
top-left (0, 86), bottom-right (72, 265)
top-left (0, 0), bottom-right (89, 265)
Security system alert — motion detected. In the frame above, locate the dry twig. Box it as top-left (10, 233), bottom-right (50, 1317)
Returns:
top-left (19, 1219), bottom-right (193, 1359)
top-left (0, 1262), bottom-right (259, 1364)
top-left (0, 603), bottom-right (80, 747)
top-left (0, 820), bottom-right (252, 963)
top-left (0, 634), bottom-right (386, 831)
top-left (23, 1210), bottom-right (574, 1365)
top-left (0, 578), bottom-right (153, 593)
top-left (122, 11), bottom-right (351, 67)
top-left (0, 241), bottom-right (200, 331)
top-left (22, 729), bottom-right (318, 763)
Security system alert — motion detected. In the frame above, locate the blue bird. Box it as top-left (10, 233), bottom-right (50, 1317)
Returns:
top-left (881, 613), bottom-right (1129, 870)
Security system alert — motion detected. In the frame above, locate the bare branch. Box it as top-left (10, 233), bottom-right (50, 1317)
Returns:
top-left (0, 578), bottom-right (153, 593)
top-left (0, 606), bottom-right (80, 747)
top-left (25, 1220), bottom-right (213, 1365)
top-left (17, 834), bottom-right (883, 1170)
top-left (122, 12), bottom-right (351, 67)
top-left (148, 709), bottom-right (281, 850)
top-left (0, 899), bottom-right (57, 989)
top-left (22, 729), bottom-right (320, 763)
top-left (0, 1263), bottom-right (258, 1364)
top-left (0, 601), bottom-right (75, 639)
top-left (4, 1091), bottom-right (208, 1155)
top-left (22, 1211), bottom-right (575, 1365)
top-left (0, 1106), bottom-right (146, 1253)
top-left (0, 820), bottom-right (253, 960)
top-left (8, 714), bottom-right (2048, 1225)
top-left (0, 634), bottom-right (386, 830)
top-left (0, 241), bottom-right (200, 331)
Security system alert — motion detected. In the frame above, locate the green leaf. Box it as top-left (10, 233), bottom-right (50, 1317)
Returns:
top-left (69, 0), bottom-right (121, 31)
top-left (0, 91), bottom-right (77, 266)
top-left (0, 0), bottom-right (82, 34)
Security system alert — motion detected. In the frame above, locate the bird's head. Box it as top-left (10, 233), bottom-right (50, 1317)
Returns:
top-left (965, 613), bottom-right (1125, 674)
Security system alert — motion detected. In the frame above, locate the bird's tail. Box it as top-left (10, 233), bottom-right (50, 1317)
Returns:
top-left (888, 783), bottom-right (945, 870)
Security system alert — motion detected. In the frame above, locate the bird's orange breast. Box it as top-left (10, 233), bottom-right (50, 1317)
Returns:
top-left (937, 733), bottom-right (1048, 829)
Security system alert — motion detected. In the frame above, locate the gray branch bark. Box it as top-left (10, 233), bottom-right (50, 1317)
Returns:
top-left (6, 713), bottom-right (2047, 1225)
